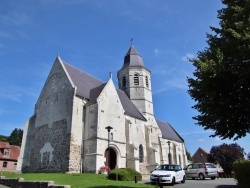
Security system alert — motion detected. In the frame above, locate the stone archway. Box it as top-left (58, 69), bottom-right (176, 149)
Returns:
top-left (104, 148), bottom-right (117, 170)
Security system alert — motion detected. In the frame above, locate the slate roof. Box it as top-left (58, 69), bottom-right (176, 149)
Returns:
top-left (63, 61), bottom-right (105, 99)
top-left (156, 119), bottom-right (184, 143)
top-left (122, 45), bottom-right (145, 68)
top-left (0, 142), bottom-right (20, 161)
top-left (117, 89), bottom-right (147, 121)
top-left (62, 60), bottom-right (146, 121)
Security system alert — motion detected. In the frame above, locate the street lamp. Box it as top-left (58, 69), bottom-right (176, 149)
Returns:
top-left (167, 141), bottom-right (171, 164)
top-left (105, 126), bottom-right (113, 173)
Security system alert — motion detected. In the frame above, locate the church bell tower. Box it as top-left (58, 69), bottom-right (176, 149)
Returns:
top-left (117, 45), bottom-right (154, 119)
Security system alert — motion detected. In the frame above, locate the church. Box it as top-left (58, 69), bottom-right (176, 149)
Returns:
top-left (17, 44), bottom-right (188, 174)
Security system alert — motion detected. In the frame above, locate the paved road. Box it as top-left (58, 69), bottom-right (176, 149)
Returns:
top-left (143, 178), bottom-right (238, 188)
top-left (0, 185), bottom-right (9, 188)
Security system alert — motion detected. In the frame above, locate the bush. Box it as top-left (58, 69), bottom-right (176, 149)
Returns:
top-left (108, 168), bottom-right (142, 181)
top-left (233, 160), bottom-right (250, 188)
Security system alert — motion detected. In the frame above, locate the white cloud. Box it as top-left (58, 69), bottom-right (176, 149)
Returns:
top-left (198, 139), bottom-right (205, 142)
top-left (181, 53), bottom-right (195, 61)
top-left (154, 48), bottom-right (160, 55)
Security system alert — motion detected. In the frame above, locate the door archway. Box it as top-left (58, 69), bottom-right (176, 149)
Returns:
top-left (105, 147), bottom-right (117, 170)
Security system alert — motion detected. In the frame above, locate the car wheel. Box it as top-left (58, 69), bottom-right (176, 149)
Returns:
top-left (199, 173), bottom-right (205, 180)
top-left (181, 175), bottom-right (185, 183)
top-left (171, 177), bottom-right (175, 186)
top-left (211, 177), bottom-right (216, 180)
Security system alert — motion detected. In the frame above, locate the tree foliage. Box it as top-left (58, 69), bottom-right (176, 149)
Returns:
top-left (188, 0), bottom-right (250, 140)
top-left (0, 135), bottom-right (8, 142)
top-left (186, 149), bottom-right (193, 161)
top-left (247, 152), bottom-right (250, 160)
top-left (207, 143), bottom-right (245, 173)
top-left (6, 128), bottom-right (23, 146)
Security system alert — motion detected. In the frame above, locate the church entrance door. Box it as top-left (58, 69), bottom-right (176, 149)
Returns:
top-left (104, 148), bottom-right (117, 170)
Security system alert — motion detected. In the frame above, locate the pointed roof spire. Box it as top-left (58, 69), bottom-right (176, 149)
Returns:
top-left (122, 45), bottom-right (144, 68)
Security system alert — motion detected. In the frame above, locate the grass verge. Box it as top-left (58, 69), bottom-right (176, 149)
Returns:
top-left (2, 172), bottom-right (155, 188)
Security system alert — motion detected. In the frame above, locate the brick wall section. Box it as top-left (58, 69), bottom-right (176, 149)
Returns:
top-left (0, 176), bottom-right (70, 188)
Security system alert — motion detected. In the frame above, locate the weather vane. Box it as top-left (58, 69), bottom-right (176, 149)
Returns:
top-left (109, 72), bottom-right (112, 79)
top-left (130, 36), bottom-right (133, 45)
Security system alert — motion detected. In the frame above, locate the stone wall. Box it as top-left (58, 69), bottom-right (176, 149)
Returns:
top-left (27, 119), bottom-right (70, 172)
top-left (0, 176), bottom-right (70, 188)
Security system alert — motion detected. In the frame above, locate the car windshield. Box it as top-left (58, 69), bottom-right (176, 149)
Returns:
top-left (156, 165), bottom-right (176, 171)
top-left (206, 163), bottom-right (216, 168)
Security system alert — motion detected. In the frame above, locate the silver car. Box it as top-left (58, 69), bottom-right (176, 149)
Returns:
top-left (184, 163), bottom-right (218, 180)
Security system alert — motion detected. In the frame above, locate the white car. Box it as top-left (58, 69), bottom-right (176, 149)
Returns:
top-left (150, 164), bottom-right (186, 185)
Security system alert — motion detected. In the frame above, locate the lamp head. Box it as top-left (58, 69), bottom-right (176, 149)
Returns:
top-left (105, 126), bottom-right (113, 132)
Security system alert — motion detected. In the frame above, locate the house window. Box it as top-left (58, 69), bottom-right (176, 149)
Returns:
top-left (4, 149), bottom-right (10, 156)
top-left (122, 76), bottom-right (126, 88)
top-left (145, 76), bottom-right (149, 87)
top-left (139, 144), bottom-right (144, 163)
top-left (110, 133), bottom-right (113, 140)
top-left (2, 162), bottom-right (7, 168)
top-left (134, 74), bottom-right (139, 86)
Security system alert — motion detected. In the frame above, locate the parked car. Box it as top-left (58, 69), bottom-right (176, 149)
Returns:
top-left (150, 164), bottom-right (185, 185)
top-left (184, 162), bottom-right (218, 180)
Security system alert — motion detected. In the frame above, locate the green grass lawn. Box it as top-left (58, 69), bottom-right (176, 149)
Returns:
top-left (2, 172), bottom-right (157, 188)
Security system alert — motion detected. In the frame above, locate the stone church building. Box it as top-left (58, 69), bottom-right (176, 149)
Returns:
top-left (17, 45), bottom-right (187, 174)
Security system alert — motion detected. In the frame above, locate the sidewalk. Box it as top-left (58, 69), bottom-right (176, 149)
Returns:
top-left (0, 184), bottom-right (9, 188)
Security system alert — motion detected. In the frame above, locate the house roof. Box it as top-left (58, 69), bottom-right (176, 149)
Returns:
top-left (0, 142), bottom-right (20, 161)
top-left (0, 142), bottom-right (11, 149)
top-left (156, 119), bottom-right (184, 143)
top-left (192, 147), bottom-right (210, 158)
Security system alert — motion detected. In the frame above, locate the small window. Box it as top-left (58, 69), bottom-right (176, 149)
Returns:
top-left (193, 164), bottom-right (199, 169)
top-left (134, 74), bottom-right (139, 86)
top-left (4, 149), bottom-right (10, 156)
top-left (2, 162), bottom-right (7, 168)
top-left (145, 76), bottom-right (149, 87)
top-left (139, 144), bottom-right (144, 163)
top-left (110, 133), bottom-right (113, 140)
top-left (122, 76), bottom-right (126, 88)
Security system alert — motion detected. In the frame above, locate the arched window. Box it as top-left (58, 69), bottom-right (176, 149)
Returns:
top-left (145, 76), bottom-right (149, 88)
top-left (139, 144), bottom-right (144, 163)
top-left (134, 74), bottom-right (139, 86)
top-left (122, 76), bottom-right (126, 88)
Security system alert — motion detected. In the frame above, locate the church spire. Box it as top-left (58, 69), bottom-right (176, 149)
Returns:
top-left (122, 45), bottom-right (144, 68)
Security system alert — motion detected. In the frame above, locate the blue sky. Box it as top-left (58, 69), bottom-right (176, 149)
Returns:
top-left (0, 0), bottom-right (249, 156)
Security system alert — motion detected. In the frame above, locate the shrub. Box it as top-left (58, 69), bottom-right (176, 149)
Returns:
top-left (233, 160), bottom-right (250, 188)
top-left (108, 168), bottom-right (142, 181)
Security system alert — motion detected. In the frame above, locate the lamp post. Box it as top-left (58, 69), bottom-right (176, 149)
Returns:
top-left (167, 141), bottom-right (171, 164)
top-left (105, 126), bottom-right (113, 173)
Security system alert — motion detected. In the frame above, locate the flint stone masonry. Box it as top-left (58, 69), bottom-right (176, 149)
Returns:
top-left (28, 119), bottom-right (70, 172)
top-left (0, 176), bottom-right (70, 188)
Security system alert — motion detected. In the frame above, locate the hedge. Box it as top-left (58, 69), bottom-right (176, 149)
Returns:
top-left (108, 168), bottom-right (142, 181)
top-left (233, 160), bottom-right (250, 188)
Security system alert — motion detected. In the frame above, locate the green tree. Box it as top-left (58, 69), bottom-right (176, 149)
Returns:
top-left (7, 128), bottom-right (23, 146)
top-left (247, 152), bottom-right (250, 160)
top-left (207, 143), bottom-right (245, 174)
top-left (0, 135), bottom-right (8, 142)
top-left (188, 0), bottom-right (250, 140)
top-left (186, 149), bottom-right (193, 161)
